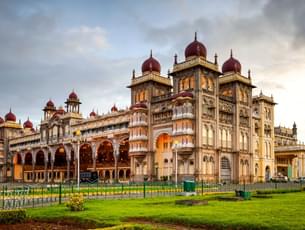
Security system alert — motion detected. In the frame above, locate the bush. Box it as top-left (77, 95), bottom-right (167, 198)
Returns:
top-left (0, 209), bottom-right (26, 224)
top-left (66, 193), bottom-right (84, 211)
top-left (256, 189), bottom-right (302, 195)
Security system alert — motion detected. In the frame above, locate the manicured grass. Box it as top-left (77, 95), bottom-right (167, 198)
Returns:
top-left (27, 192), bottom-right (305, 229)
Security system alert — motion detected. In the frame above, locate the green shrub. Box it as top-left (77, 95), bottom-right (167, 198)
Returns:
top-left (0, 209), bottom-right (26, 224)
top-left (66, 193), bottom-right (84, 211)
top-left (256, 189), bottom-right (301, 195)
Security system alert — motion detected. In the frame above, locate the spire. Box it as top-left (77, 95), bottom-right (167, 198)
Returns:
top-left (230, 49), bottom-right (233, 58)
top-left (214, 53), bottom-right (218, 65)
top-left (194, 31), bottom-right (197, 41)
top-left (167, 69), bottom-right (170, 78)
top-left (260, 90), bottom-right (263, 96)
top-left (248, 69), bottom-right (251, 79)
top-left (174, 54), bottom-right (178, 64)
top-left (132, 69), bottom-right (135, 79)
top-left (150, 49), bottom-right (152, 58)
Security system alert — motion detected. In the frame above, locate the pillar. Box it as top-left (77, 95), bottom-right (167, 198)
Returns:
top-left (50, 160), bottom-right (54, 183)
top-left (67, 159), bottom-right (70, 182)
top-left (32, 161), bottom-right (36, 183)
top-left (44, 160), bottom-right (48, 183)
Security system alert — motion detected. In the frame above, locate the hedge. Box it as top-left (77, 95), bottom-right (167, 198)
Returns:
top-left (0, 209), bottom-right (26, 224)
top-left (256, 188), bottom-right (302, 195)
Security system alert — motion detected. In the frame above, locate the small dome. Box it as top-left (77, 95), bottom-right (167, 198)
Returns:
top-left (0, 116), bottom-right (4, 124)
top-left (56, 106), bottom-right (65, 115)
top-left (141, 50), bottom-right (161, 74)
top-left (130, 103), bottom-right (147, 110)
top-left (90, 110), bottom-right (96, 117)
top-left (46, 99), bottom-right (55, 107)
top-left (111, 104), bottom-right (118, 112)
top-left (185, 32), bottom-right (207, 59)
top-left (69, 91), bottom-right (78, 100)
top-left (23, 118), bottom-right (33, 129)
top-left (172, 91), bottom-right (193, 100)
top-left (5, 109), bottom-right (16, 122)
top-left (222, 50), bottom-right (242, 74)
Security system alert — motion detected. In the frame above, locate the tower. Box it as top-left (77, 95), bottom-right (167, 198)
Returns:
top-left (65, 91), bottom-right (81, 114)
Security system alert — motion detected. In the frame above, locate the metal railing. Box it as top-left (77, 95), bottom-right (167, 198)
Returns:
top-left (0, 181), bottom-right (304, 210)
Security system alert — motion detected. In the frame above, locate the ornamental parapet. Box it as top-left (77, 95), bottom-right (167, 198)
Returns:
top-left (129, 135), bottom-right (148, 141)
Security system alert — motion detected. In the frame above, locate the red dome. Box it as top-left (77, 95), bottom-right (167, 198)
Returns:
top-left (172, 91), bottom-right (193, 100)
top-left (130, 103), bottom-right (147, 110)
top-left (0, 117), bottom-right (4, 124)
top-left (23, 118), bottom-right (33, 129)
top-left (5, 109), bottom-right (16, 122)
top-left (90, 110), bottom-right (96, 117)
top-left (111, 104), bottom-right (118, 112)
top-left (141, 50), bottom-right (161, 74)
top-left (185, 33), bottom-right (207, 59)
top-left (222, 50), bottom-right (242, 74)
top-left (46, 100), bottom-right (55, 107)
top-left (69, 91), bottom-right (78, 100)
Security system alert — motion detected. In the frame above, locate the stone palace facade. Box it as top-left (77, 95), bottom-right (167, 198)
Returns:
top-left (1, 33), bottom-right (303, 183)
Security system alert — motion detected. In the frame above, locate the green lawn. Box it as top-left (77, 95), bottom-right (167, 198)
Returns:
top-left (27, 192), bottom-right (305, 229)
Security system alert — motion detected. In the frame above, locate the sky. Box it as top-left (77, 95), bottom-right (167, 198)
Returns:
top-left (0, 0), bottom-right (305, 140)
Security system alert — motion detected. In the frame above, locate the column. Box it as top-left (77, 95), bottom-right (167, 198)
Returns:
top-left (67, 159), bottom-right (70, 182)
top-left (50, 160), bottom-right (54, 183)
top-left (44, 160), bottom-right (48, 183)
top-left (32, 161), bottom-right (36, 183)
top-left (21, 160), bottom-right (25, 183)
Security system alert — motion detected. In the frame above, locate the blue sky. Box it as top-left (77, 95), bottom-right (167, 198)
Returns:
top-left (1, 0), bottom-right (305, 140)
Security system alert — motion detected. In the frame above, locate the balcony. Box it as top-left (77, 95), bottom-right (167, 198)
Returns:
top-left (129, 120), bottom-right (148, 127)
top-left (129, 135), bottom-right (148, 141)
top-left (172, 128), bottom-right (194, 136)
top-left (172, 112), bottom-right (194, 120)
top-left (129, 147), bottom-right (148, 153)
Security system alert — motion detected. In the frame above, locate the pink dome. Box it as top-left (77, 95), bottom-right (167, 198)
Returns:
top-left (90, 110), bottom-right (96, 117)
top-left (222, 50), bottom-right (242, 74)
top-left (46, 100), bottom-right (55, 107)
top-left (69, 91), bottom-right (78, 100)
top-left (5, 109), bottom-right (16, 122)
top-left (0, 116), bottom-right (4, 124)
top-left (185, 33), bottom-right (207, 59)
top-left (23, 118), bottom-right (33, 129)
top-left (141, 51), bottom-right (161, 73)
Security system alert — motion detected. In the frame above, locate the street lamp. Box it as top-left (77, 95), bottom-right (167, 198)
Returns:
top-left (75, 129), bottom-right (81, 190)
top-left (173, 140), bottom-right (179, 188)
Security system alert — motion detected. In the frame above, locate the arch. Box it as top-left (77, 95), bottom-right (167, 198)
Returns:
top-left (153, 129), bottom-right (172, 150)
top-left (54, 146), bottom-right (66, 167)
top-left (155, 133), bottom-right (172, 180)
top-left (97, 140), bottom-right (114, 167)
top-left (13, 153), bottom-right (23, 181)
top-left (220, 156), bottom-right (231, 182)
top-left (79, 143), bottom-right (93, 171)
top-left (265, 166), bottom-right (270, 181)
top-left (35, 150), bottom-right (45, 167)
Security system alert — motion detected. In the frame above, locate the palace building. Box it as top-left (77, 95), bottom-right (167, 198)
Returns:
top-left (0, 33), bottom-right (304, 183)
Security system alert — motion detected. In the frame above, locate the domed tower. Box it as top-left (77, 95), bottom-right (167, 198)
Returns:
top-left (43, 99), bottom-right (56, 120)
top-left (128, 50), bottom-right (172, 105)
top-left (65, 91), bottom-right (81, 114)
top-left (5, 109), bottom-right (16, 122)
top-left (219, 50), bottom-right (256, 183)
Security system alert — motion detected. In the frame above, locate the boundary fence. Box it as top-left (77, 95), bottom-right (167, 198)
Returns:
top-left (0, 181), bottom-right (304, 210)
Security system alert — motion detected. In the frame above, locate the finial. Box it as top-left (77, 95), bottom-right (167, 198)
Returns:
top-left (174, 54), bottom-right (178, 64)
top-left (214, 53), bottom-right (218, 65)
top-left (260, 90), bottom-right (263, 96)
top-left (150, 49), bottom-right (152, 58)
top-left (248, 69), bottom-right (251, 79)
top-left (167, 69), bottom-right (170, 78)
top-left (230, 49), bottom-right (233, 58)
top-left (19, 119), bottom-right (21, 125)
top-left (194, 32), bottom-right (197, 41)
top-left (132, 69), bottom-right (135, 79)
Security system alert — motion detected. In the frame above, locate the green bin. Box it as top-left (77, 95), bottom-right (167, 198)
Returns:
top-left (240, 191), bottom-right (251, 200)
top-left (183, 180), bottom-right (195, 192)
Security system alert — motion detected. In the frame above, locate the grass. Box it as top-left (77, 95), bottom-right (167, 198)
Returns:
top-left (26, 192), bottom-right (305, 230)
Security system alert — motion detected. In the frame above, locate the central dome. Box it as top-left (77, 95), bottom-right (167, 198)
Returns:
top-left (141, 50), bottom-right (161, 74)
top-left (185, 32), bottom-right (207, 59)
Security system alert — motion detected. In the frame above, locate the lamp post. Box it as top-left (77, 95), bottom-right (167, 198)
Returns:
top-left (75, 129), bottom-right (81, 190)
top-left (173, 140), bottom-right (179, 188)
